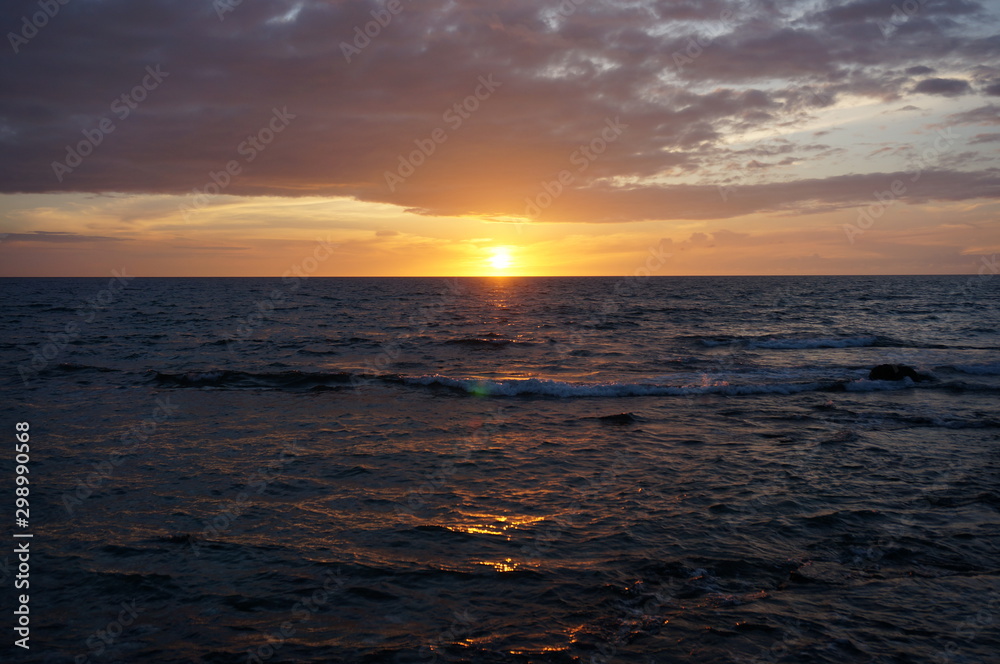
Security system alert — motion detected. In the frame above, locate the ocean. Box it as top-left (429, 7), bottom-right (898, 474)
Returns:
top-left (2, 275), bottom-right (999, 663)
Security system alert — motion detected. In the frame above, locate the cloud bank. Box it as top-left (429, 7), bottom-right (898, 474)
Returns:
top-left (1, 0), bottom-right (999, 226)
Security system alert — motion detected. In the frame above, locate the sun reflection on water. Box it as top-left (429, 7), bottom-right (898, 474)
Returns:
top-left (443, 512), bottom-right (547, 541)
top-left (477, 558), bottom-right (518, 573)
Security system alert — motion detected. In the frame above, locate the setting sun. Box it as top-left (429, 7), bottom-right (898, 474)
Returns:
top-left (488, 246), bottom-right (514, 272)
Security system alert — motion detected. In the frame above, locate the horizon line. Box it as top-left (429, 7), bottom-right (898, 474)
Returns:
top-left (0, 274), bottom-right (983, 279)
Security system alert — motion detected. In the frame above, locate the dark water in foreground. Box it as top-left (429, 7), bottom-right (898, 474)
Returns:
top-left (2, 276), bottom-right (999, 663)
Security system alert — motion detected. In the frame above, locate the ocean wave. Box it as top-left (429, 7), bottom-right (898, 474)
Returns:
top-left (144, 368), bottom-right (1000, 398)
top-left (894, 415), bottom-right (1000, 429)
top-left (843, 379), bottom-right (923, 392)
top-left (441, 337), bottom-right (519, 349)
top-left (699, 335), bottom-right (893, 349)
top-left (751, 336), bottom-right (882, 349)
top-left (151, 367), bottom-right (845, 396)
top-left (55, 362), bottom-right (118, 373)
top-left (408, 374), bottom-right (840, 397)
top-left (152, 369), bottom-right (356, 389)
top-left (942, 362), bottom-right (1000, 376)
top-left (297, 347), bottom-right (340, 356)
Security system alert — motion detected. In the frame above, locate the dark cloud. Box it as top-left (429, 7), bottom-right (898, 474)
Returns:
top-left (912, 78), bottom-right (973, 97)
top-left (816, 0), bottom-right (981, 26)
top-left (968, 65), bottom-right (1000, 95)
top-left (0, 0), bottom-right (998, 223)
top-left (948, 104), bottom-right (1000, 125)
top-left (504, 169), bottom-right (1000, 224)
top-left (814, 0), bottom-right (901, 26)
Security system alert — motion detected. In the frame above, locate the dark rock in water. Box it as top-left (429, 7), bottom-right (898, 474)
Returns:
top-left (868, 364), bottom-right (933, 382)
top-left (595, 412), bottom-right (638, 424)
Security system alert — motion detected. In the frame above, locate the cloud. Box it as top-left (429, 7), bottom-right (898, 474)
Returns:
top-left (0, 0), bottom-right (997, 227)
top-left (519, 169), bottom-right (1000, 224)
top-left (948, 104), bottom-right (1000, 125)
top-left (970, 132), bottom-right (1000, 143)
top-left (375, 229), bottom-right (400, 237)
top-left (1, 231), bottom-right (125, 243)
top-left (912, 78), bottom-right (972, 97)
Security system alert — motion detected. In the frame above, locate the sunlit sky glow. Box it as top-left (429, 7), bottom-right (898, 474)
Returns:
top-left (1, 0), bottom-right (999, 276)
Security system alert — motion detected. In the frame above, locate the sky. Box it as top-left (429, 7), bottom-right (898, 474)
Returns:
top-left (1, 0), bottom-right (999, 276)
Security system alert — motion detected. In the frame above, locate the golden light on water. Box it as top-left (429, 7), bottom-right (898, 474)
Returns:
top-left (479, 558), bottom-right (518, 573)
top-left (444, 512), bottom-right (546, 540)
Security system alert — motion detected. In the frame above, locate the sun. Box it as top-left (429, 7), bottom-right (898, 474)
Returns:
top-left (488, 247), bottom-right (513, 272)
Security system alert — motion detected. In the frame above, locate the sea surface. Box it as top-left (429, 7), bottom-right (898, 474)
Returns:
top-left (2, 275), bottom-right (999, 663)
